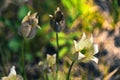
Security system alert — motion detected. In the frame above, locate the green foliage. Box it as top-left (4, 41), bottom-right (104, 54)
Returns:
top-left (62, 0), bottom-right (91, 20)
top-left (59, 47), bottom-right (68, 58)
top-left (18, 5), bottom-right (30, 20)
top-left (62, 0), bottom-right (105, 31)
top-left (111, 0), bottom-right (120, 23)
top-left (8, 38), bottom-right (21, 52)
top-left (25, 53), bottom-right (33, 62)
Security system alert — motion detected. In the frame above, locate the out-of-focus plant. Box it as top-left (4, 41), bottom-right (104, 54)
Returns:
top-left (103, 67), bottom-right (118, 80)
top-left (1, 66), bottom-right (23, 80)
top-left (61, 0), bottom-right (110, 31)
top-left (39, 54), bottom-right (56, 70)
top-left (62, 0), bottom-right (93, 20)
top-left (38, 54), bottom-right (56, 79)
top-left (111, 0), bottom-right (120, 23)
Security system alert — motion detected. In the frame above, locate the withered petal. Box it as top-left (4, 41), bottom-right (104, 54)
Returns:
top-left (31, 12), bottom-right (38, 19)
top-left (20, 22), bottom-right (32, 38)
top-left (22, 15), bottom-right (29, 23)
top-left (27, 27), bottom-right (37, 39)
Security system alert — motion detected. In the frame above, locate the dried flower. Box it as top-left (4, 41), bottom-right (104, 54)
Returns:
top-left (39, 54), bottom-right (56, 67)
top-left (9, 66), bottom-right (16, 76)
top-left (18, 11), bottom-right (41, 39)
top-left (2, 66), bottom-right (23, 80)
top-left (49, 7), bottom-right (65, 32)
top-left (74, 33), bottom-right (99, 63)
top-left (38, 54), bottom-right (56, 72)
top-left (47, 54), bottom-right (56, 67)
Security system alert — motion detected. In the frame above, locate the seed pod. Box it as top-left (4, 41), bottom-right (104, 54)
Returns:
top-left (49, 7), bottom-right (65, 32)
top-left (18, 11), bottom-right (41, 39)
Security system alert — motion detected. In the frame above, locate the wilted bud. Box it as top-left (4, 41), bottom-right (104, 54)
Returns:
top-left (18, 11), bottom-right (41, 39)
top-left (49, 7), bottom-right (65, 32)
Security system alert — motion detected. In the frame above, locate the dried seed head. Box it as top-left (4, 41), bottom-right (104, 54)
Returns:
top-left (49, 7), bottom-right (65, 32)
top-left (18, 11), bottom-right (41, 39)
top-left (55, 7), bottom-right (64, 22)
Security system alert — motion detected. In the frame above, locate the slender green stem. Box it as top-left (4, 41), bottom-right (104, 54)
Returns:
top-left (56, 32), bottom-right (59, 79)
top-left (67, 60), bottom-right (75, 80)
top-left (44, 73), bottom-right (48, 80)
top-left (0, 45), bottom-right (7, 75)
top-left (21, 39), bottom-right (26, 80)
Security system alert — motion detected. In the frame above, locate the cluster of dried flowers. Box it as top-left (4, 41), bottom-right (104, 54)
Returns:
top-left (1, 7), bottom-right (99, 80)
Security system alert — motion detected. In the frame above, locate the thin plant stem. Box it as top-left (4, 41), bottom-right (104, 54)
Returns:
top-left (0, 45), bottom-right (7, 75)
top-left (56, 32), bottom-right (59, 79)
top-left (44, 73), bottom-right (48, 80)
top-left (67, 60), bottom-right (75, 80)
top-left (21, 39), bottom-right (27, 80)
